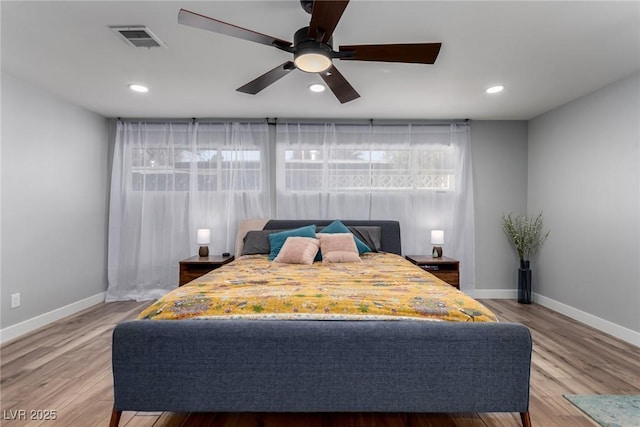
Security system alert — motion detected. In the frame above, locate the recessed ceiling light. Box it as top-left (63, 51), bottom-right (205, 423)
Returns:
top-left (129, 84), bottom-right (149, 93)
top-left (486, 85), bottom-right (504, 94)
top-left (308, 83), bottom-right (325, 93)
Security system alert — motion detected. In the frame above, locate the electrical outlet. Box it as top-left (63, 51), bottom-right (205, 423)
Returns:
top-left (11, 293), bottom-right (21, 308)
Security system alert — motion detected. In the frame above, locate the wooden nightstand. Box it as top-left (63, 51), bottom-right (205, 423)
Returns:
top-left (405, 255), bottom-right (460, 289)
top-left (179, 255), bottom-right (234, 286)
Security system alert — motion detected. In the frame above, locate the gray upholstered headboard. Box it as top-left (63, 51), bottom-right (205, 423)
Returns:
top-left (263, 220), bottom-right (402, 255)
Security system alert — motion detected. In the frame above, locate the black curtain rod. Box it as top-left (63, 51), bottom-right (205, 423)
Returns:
top-left (268, 118), bottom-right (470, 126)
top-left (116, 117), bottom-right (470, 126)
top-left (116, 117), bottom-right (269, 124)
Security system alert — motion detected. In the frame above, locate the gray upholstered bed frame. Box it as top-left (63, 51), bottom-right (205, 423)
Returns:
top-left (110, 220), bottom-right (532, 427)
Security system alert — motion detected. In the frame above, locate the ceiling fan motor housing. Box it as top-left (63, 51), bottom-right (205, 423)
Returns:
top-left (293, 27), bottom-right (334, 73)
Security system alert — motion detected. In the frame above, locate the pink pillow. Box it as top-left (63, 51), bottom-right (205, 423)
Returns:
top-left (273, 236), bottom-right (320, 265)
top-left (317, 233), bottom-right (361, 263)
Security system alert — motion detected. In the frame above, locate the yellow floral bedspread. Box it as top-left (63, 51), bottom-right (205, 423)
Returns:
top-left (138, 253), bottom-right (497, 322)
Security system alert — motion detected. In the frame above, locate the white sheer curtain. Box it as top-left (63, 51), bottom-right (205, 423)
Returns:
top-left (275, 122), bottom-right (476, 290)
top-left (107, 121), bottom-right (270, 301)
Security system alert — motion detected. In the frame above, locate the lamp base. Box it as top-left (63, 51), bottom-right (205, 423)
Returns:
top-left (432, 246), bottom-right (442, 258)
top-left (198, 246), bottom-right (209, 257)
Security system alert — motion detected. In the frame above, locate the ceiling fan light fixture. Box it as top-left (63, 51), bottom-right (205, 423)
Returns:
top-left (294, 50), bottom-right (332, 73)
top-left (292, 26), bottom-right (334, 73)
top-left (486, 85), bottom-right (505, 94)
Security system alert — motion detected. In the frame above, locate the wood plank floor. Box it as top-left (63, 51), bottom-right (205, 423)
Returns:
top-left (1, 299), bottom-right (638, 427)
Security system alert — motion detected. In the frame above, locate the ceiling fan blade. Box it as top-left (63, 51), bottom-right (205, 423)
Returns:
top-left (237, 61), bottom-right (296, 95)
top-left (178, 9), bottom-right (292, 49)
top-left (308, 0), bottom-right (350, 43)
top-left (319, 65), bottom-right (360, 104)
top-left (339, 43), bottom-right (442, 64)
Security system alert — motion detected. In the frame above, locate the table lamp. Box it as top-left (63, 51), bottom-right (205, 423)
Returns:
top-left (196, 228), bottom-right (210, 257)
top-left (431, 230), bottom-right (444, 258)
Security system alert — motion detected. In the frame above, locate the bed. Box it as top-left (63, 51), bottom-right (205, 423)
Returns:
top-left (110, 220), bottom-right (532, 427)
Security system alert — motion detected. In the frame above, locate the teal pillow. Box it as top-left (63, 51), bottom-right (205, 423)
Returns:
top-left (321, 220), bottom-right (372, 255)
top-left (267, 225), bottom-right (317, 260)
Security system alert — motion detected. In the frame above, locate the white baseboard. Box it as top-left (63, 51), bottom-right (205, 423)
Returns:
top-left (466, 288), bottom-right (517, 299)
top-left (0, 292), bottom-right (106, 345)
top-left (468, 287), bottom-right (639, 347)
top-left (533, 293), bottom-right (640, 347)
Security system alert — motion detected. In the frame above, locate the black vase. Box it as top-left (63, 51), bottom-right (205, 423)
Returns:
top-left (518, 260), bottom-right (532, 304)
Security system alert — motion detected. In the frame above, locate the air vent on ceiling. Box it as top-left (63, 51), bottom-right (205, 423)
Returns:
top-left (110, 26), bottom-right (166, 48)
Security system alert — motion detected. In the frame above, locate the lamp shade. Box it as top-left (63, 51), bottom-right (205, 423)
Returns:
top-left (196, 229), bottom-right (211, 245)
top-left (431, 230), bottom-right (444, 245)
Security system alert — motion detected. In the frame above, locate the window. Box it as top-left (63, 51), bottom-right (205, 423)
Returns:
top-left (283, 146), bottom-right (455, 192)
top-left (131, 146), bottom-right (263, 192)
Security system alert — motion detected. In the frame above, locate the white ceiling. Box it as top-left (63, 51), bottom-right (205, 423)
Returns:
top-left (2, 1), bottom-right (639, 120)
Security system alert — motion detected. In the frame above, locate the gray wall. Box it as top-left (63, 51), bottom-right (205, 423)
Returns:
top-left (471, 121), bottom-right (529, 294)
top-left (2, 68), bottom-right (636, 341)
top-left (528, 72), bottom-right (640, 334)
top-left (1, 72), bottom-right (109, 329)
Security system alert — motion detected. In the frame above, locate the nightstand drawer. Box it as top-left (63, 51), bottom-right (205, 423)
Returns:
top-left (426, 269), bottom-right (460, 287)
top-left (405, 255), bottom-right (460, 289)
top-left (180, 265), bottom-right (217, 285)
top-left (419, 264), bottom-right (457, 272)
top-left (179, 255), bottom-right (234, 286)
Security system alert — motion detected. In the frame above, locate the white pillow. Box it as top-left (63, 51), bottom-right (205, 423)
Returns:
top-left (273, 236), bottom-right (320, 265)
top-left (317, 233), bottom-right (361, 263)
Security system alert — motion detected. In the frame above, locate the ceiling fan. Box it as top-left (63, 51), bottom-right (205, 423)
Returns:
top-left (178, 0), bottom-right (442, 104)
